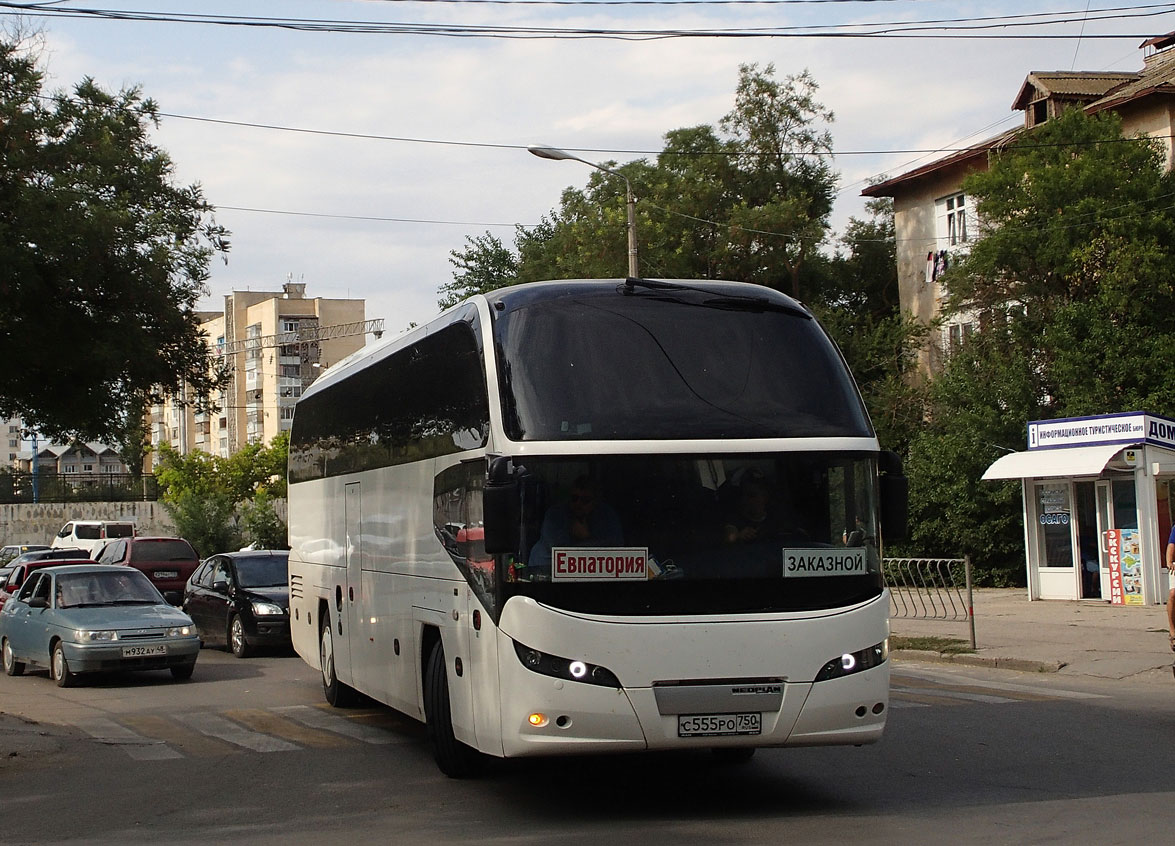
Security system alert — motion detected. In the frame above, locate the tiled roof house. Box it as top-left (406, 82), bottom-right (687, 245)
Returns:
top-left (863, 34), bottom-right (1175, 375)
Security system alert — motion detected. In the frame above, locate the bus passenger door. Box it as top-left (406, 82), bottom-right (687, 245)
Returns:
top-left (343, 482), bottom-right (363, 685)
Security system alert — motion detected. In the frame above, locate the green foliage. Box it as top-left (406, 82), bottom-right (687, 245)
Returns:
top-left (240, 489), bottom-right (288, 550)
top-left (0, 39), bottom-right (229, 444)
top-left (441, 63), bottom-right (838, 301)
top-left (907, 108), bottom-right (1175, 583)
top-left (155, 435), bottom-right (289, 556)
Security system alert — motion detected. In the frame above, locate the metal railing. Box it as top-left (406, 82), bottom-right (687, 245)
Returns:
top-left (883, 555), bottom-right (976, 649)
top-left (0, 473), bottom-right (159, 504)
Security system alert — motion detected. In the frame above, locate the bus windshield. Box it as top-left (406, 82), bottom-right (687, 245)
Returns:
top-left (490, 284), bottom-right (872, 441)
top-left (496, 452), bottom-right (881, 617)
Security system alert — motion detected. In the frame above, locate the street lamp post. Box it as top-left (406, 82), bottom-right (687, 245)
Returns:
top-left (528, 144), bottom-right (639, 278)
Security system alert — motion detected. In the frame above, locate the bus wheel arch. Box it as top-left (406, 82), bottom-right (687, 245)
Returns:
top-left (423, 636), bottom-right (482, 778)
top-left (319, 602), bottom-right (357, 707)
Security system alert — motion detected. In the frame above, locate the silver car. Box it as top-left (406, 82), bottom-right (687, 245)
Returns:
top-left (0, 564), bottom-right (200, 686)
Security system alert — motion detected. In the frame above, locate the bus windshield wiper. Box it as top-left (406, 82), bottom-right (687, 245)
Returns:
top-left (701, 296), bottom-right (809, 318)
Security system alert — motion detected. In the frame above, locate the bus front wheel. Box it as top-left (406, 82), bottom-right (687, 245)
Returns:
top-left (320, 616), bottom-right (357, 707)
top-left (424, 640), bottom-right (482, 778)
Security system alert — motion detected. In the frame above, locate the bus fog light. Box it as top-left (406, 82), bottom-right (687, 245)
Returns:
top-left (528, 713), bottom-right (549, 727)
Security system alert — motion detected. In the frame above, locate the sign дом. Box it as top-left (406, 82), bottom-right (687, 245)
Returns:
top-left (1027, 411), bottom-right (1175, 450)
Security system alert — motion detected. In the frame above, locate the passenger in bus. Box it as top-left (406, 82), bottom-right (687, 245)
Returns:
top-left (527, 476), bottom-right (624, 576)
top-left (722, 471), bottom-right (792, 545)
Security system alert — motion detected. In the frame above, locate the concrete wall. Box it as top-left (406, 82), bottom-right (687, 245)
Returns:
top-left (0, 502), bottom-right (176, 547)
top-left (0, 499), bottom-right (289, 548)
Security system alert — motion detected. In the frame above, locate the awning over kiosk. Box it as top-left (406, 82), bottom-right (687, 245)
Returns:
top-left (982, 443), bottom-right (1133, 480)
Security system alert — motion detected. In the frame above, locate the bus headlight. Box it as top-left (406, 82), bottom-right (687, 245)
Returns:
top-left (814, 639), bottom-right (889, 683)
top-left (513, 640), bottom-right (621, 688)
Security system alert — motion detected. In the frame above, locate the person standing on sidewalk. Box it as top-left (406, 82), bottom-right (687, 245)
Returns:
top-left (1166, 526), bottom-right (1175, 651)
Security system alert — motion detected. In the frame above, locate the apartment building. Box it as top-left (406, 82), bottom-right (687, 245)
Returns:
top-left (863, 33), bottom-right (1175, 375)
top-left (151, 282), bottom-right (377, 459)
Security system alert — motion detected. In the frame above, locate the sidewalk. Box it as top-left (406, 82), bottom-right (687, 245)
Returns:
top-left (889, 587), bottom-right (1175, 681)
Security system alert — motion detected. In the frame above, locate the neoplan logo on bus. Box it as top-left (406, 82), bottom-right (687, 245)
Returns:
top-left (782, 549), bottom-right (867, 577)
top-left (552, 547), bottom-right (650, 581)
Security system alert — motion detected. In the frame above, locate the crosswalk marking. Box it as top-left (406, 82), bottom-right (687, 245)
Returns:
top-left (224, 708), bottom-right (350, 749)
top-left (120, 714), bottom-right (236, 758)
top-left (271, 705), bottom-right (402, 744)
top-left (74, 716), bottom-right (183, 761)
top-left (57, 671), bottom-right (1103, 761)
top-left (176, 711), bottom-right (300, 753)
top-left (889, 670), bottom-right (1104, 710)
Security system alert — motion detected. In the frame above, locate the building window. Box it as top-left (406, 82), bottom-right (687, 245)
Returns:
top-left (83, 464), bottom-right (93, 472)
top-left (65, 465), bottom-right (76, 473)
top-left (936, 193), bottom-right (970, 248)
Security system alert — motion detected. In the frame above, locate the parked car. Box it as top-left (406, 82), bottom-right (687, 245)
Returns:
top-left (0, 564), bottom-right (200, 685)
top-left (183, 551), bottom-right (290, 658)
top-left (0, 558), bottom-right (97, 613)
top-left (94, 537), bottom-right (200, 605)
top-left (50, 520), bottom-right (136, 555)
top-left (0, 544), bottom-right (50, 567)
top-left (0, 548), bottom-right (92, 584)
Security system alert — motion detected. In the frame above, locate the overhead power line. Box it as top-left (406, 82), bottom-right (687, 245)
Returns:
top-left (1, 1), bottom-right (1173, 39)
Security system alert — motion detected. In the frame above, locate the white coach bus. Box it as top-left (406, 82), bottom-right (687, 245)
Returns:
top-left (287, 278), bottom-right (907, 776)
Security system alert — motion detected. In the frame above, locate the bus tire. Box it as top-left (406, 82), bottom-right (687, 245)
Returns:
top-left (320, 615), bottom-right (357, 707)
top-left (424, 640), bottom-right (482, 778)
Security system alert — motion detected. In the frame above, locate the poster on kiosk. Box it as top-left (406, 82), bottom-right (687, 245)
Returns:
top-left (1105, 528), bottom-right (1144, 606)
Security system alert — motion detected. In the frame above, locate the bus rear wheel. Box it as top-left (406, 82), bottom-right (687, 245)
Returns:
top-left (424, 640), bottom-right (482, 778)
top-left (319, 615), bottom-right (357, 707)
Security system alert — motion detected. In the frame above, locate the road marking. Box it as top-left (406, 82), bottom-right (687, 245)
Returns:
top-left (271, 705), bottom-right (400, 744)
top-left (894, 669), bottom-right (1106, 700)
top-left (120, 714), bottom-right (237, 758)
top-left (176, 711), bottom-right (299, 752)
top-left (74, 717), bottom-right (183, 761)
top-left (224, 708), bottom-right (352, 749)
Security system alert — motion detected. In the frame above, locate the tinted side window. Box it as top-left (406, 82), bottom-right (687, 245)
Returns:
top-left (291, 316), bottom-right (489, 482)
top-left (17, 573), bottom-right (43, 601)
top-left (105, 523), bottom-right (134, 538)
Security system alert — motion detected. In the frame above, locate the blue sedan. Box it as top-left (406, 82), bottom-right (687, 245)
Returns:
top-left (0, 564), bottom-right (200, 686)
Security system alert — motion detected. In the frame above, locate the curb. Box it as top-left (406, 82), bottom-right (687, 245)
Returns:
top-left (891, 649), bottom-right (1065, 674)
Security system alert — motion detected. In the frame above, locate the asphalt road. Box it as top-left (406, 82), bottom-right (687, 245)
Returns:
top-left (1, 647), bottom-right (1172, 845)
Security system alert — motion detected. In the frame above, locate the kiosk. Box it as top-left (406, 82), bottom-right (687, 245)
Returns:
top-left (983, 412), bottom-right (1175, 604)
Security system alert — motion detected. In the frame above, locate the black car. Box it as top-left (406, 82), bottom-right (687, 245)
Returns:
top-left (182, 551), bottom-right (290, 658)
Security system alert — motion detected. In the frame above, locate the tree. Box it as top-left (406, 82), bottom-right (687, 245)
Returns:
top-left (0, 40), bottom-right (230, 444)
top-left (906, 108), bottom-right (1175, 580)
top-left (438, 232), bottom-right (519, 310)
top-left (155, 434), bottom-right (289, 556)
top-left (440, 64), bottom-right (836, 300)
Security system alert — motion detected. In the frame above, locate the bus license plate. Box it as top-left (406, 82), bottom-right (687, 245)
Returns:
top-left (122, 644), bottom-right (167, 658)
top-left (678, 713), bottom-right (761, 737)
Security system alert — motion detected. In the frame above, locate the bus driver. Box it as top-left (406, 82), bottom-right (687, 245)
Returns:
top-left (527, 475), bottom-right (624, 576)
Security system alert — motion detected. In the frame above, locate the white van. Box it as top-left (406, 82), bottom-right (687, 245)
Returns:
top-left (50, 520), bottom-right (136, 554)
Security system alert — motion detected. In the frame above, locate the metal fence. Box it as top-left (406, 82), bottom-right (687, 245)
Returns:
top-left (0, 473), bottom-right (159, 504)
top-left (883, 555), bottom-right (976, 649)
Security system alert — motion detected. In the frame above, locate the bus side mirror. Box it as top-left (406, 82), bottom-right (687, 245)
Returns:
top-left (879, 450), bottom-right (909, 543)
top-left (483, 456), bottom-right (520, 555)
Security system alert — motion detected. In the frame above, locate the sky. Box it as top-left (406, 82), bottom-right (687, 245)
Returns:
top-left (6, 0), bottom-right (1174, 340)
